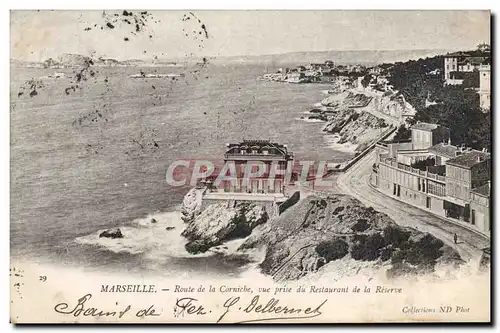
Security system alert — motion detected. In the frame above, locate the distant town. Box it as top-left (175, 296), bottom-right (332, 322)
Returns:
top-left (260, 43), bottom-right (491, 111)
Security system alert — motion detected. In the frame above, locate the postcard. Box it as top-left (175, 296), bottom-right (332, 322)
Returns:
top-left (10, 10), bottom-right (491, 323)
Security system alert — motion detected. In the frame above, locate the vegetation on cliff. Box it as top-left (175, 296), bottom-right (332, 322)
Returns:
top-left (381, 52), bottom-right (490, 151)
top-left (239, 195), bottom-right (463, 281)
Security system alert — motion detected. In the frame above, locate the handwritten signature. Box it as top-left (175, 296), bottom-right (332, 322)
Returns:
top-left (174, 295), bottom-right (327, 323)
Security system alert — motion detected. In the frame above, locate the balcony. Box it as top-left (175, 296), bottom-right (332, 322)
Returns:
top-left (224, 152), bottom-right (293, 161)
top-left (379, 157), bottom-right (446, 184)
top-left (202, 191), bottom-right (288, 203)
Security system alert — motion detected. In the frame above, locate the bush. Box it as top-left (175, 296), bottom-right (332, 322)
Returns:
top-left (411, 157), bottom-right (436, 171)
top-left (361, 74), bottom-right (373, 88)
top-left (392, 125), bottom-right (411, 141)
top-left (351, 219), bottom-right (370, 232)
top-left (315, 238), bottom-right (349, 263)
top-left (383, 225), bottom-right (411, 248)
top-left (350, 233), bottom-right (387, 261)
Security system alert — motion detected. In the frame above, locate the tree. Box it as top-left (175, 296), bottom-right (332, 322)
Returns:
top-left (385, 54), bottom-right (490, 151)
top-left (411, 157), bottom-right (436, 171)
top-left (392, 125), bottom-right (411, 141)
top-left (477, 43), bottom-right (491, 53)
top-left (361, 74), bottom-right (373, 88)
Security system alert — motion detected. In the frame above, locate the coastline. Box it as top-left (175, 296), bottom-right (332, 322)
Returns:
top-left (296, 85), bottom-right (404, 155)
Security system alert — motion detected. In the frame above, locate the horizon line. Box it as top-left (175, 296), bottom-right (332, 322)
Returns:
top-left (10, 46), bottom-right (470, 63)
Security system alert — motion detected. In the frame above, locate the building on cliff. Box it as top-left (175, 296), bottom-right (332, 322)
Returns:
top-left (443, 48), bottom-right (490, 86)
top-left (371, 122), bottom-right (491, 234)
top-left (218, 139), bottom-right (293, 195)
top-left (410, 122), bottom-right (450, 150)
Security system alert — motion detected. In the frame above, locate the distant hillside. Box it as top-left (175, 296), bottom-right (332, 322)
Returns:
top-left (12, 49), bottom-right (458, 69)
top-left (11, 53), bottom-right (182, 68)
top-left (206, 49), bottom-right (456, 66)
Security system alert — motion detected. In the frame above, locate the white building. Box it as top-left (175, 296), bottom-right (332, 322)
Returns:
top-left (443, 50), bottom-right (490, 86)
top-left (478, 65), bottom-right (491, 111)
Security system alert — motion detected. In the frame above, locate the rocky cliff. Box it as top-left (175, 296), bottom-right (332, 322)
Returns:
top-left (181, 201), bottom-right (269, 254)
top-left (321, 92), bottom-right (373, 108)
top-left (323, 108), bottom-right (389, 152)
top-left (371, 91), bottom-right (416, 119)
top-left (238, 195), bottom-right (463, 281)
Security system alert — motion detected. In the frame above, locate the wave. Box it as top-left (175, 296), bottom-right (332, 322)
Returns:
top-left (294, 117), bottom-right (325, 123)
top-left (323, 134), bottom-right (358, 154)
top-left (74, 209), bottom-right (261, 263)
top-left (74, 211), bottom-right (210, 259)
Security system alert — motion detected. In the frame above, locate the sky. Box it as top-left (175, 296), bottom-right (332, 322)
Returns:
top-left (10, 10), bottom-right (491, 62)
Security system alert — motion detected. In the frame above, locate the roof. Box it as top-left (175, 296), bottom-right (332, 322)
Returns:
top-left (428, 143), bottom-right (459, 158)
top-left (446, 151), bottom-right (490, 169)
top-left (449, 71), bottom-right (478, 80)
top-left (226, 140), bottom-right (289, 153)
top-left (411, 122), bottom-right (442, 131)
top-left (471, 183), bottom-right (490, 197)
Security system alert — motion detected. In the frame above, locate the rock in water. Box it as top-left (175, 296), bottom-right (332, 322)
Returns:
top-left (238, 195), bottom-right (462, 281)
top-left (151, 218), bottom-right (157, 223)
top-left (180, 188), bottom-right (205, 223)
top-left (182, 202), bottom-right (268, 254)
top-left (99, 228), bottom-right (124, 239)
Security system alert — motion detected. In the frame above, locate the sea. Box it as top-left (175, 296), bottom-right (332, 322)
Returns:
top-left (10, 63), bottom-right (353, 278)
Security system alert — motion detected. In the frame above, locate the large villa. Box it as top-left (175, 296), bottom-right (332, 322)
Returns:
top-left (200, 139), bottom-right (295, 204)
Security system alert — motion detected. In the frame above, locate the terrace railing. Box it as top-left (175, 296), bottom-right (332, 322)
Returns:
top-left (379, 157), bottom-right (446, 184)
